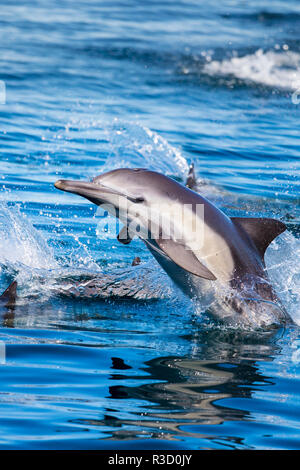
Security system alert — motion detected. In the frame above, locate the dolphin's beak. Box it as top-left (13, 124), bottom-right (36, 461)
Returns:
top-left (54, 179), bottom-right (122, 203)
top-left (55, 179), bottom-right (144, 205)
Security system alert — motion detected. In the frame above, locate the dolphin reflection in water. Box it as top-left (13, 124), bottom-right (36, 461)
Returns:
top-left (68, 327), bottom-right (294, 443)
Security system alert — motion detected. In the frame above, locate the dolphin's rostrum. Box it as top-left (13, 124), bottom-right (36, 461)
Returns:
top-left (55, 168), bottom-right (292, 328)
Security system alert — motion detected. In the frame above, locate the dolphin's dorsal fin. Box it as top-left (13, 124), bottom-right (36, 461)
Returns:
top-left (0, 281), bottom-right (17, 308)
top-left (231, 217), bottom-right (286, 259)
top-left (185, 163), bottom-right (197, 189)
top-left (156, 238), bottom-right (217, 280)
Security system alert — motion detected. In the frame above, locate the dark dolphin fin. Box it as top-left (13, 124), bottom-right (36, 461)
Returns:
top-left (0, 281), bottom-right (17, 308)
top-left (156, 238), bottom-right (217, 280)
top-left (185, 163), bottom-right (197, 189)
top-left (231, 217), bottom-right (286, 259)
top-left (131, 257), bottom-right (141, 266)
top-left (117, 226), bottom-right (135, 245)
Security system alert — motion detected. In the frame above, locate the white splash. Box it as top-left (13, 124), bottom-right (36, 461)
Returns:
top-left (102, 119), bottom-right (189, 177)
top-left (204, 49), bottom-right (300, 91)
top-left (265, 230), bottom-right (300, 325)
top-left (0, 202), bottom-right (57, 272)
top-left (0, 202), bottom-right (103, 300)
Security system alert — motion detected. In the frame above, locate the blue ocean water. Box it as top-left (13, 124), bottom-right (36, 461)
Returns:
top-left (0, 0), bottom-right (300, 450)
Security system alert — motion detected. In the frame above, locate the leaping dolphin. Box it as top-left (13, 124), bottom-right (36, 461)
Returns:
top-left (55, 168), bottom-right (292, 328)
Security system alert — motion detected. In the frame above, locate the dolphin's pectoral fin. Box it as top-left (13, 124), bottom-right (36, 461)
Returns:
top-left (0, 281), bottom-right (17, 308)
top-left (156, 238), bottom-right (217, 280)
top-left (117, 226), bottom-right (135, 245)
top-left (231, 217), bottom-right (286, 259)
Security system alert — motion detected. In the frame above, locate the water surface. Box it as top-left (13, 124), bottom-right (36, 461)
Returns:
top-left (0, 0), bottom-right (299, 450)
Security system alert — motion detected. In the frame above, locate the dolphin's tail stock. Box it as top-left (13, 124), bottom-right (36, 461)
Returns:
top-left (0, 281), bottom-right (17, 308)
